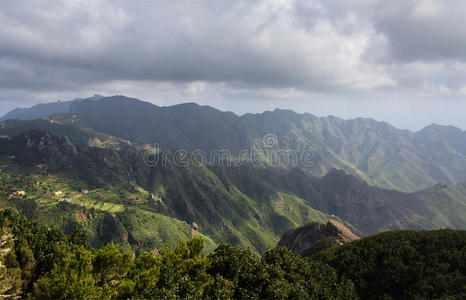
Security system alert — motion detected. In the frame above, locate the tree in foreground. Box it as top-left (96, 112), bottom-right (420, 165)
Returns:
top-left (313, 229), bottom-right (466, 299)
top-left (208, 242), bottom-right (357, 299)
top-left (2, 208), bottom-right (465, 299)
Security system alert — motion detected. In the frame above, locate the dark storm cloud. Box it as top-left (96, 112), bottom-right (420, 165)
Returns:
top-left (372, 0), bottom-right (466, 62)
top-left (0, 0), bottom-right (394, 93)
top-left (0, 0), bottom-right (466, 130)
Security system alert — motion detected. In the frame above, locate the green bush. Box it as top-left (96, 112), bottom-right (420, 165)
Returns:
top-left (1, 208), bottom-right (465, 299)
top-left (313, 229), bottom-right (466, 299)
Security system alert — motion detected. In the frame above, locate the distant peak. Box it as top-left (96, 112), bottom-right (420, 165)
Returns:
top-left (87, 94), bottom-right (103, 101)
top-left (98, 95), bottom-right (150, 104)
top-left (170, 102), bottom-right (201, 108)
top-left (270, 108), bottom-right (302, 117)
top-left (165, 102), bottom-right (234, 116)
top-left (418, 123), bottom-right (463, 134)
top-left (273, 108), bottom-right (294, 113)
top-left (423, 123), bottom-right (443, 130)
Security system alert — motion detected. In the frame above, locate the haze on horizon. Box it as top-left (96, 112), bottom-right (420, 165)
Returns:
top-left (1, 0), bottom-right (466, 131)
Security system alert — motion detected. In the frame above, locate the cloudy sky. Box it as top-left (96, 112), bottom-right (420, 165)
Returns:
top-left (1, 0), bottom-right (466, 130)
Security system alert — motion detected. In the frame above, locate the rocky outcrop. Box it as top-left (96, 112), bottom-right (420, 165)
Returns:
top-left (0, 130), bottom-right (78, 167)
top-left (278, 219), bottom-right (359, 256)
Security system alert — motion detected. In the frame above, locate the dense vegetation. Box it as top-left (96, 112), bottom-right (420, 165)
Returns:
top-left (314, 229), bottom-right (466, 299)
top-left (0, 209), bottom-right (356, 299)
top-left (0, 95), bottom-right (465, 298)
top-left (0, 153), bottom-right (218, 254)
top-left (1, 209), bottom-right (465, 299)
top-left (0, 127), bottom-right (465, 254)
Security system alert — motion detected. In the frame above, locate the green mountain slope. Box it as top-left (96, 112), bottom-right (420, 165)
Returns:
top-left (0, 131), bottom-right (333, 252)
top-left (14, 95), bottom-right (463, 192)
top-left (0, 154), bottom-right (216, 253)
top-left (1, 129), bottom-right (465, 253)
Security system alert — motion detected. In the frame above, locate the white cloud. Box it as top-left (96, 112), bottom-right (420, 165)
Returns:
top-left (459, 86), bottom-right (466, 96)
top-left (411, 0), bottom-right (444, 19)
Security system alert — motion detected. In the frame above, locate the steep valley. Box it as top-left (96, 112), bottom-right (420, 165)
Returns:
top-left (0, 126), bottom-right (465, 253)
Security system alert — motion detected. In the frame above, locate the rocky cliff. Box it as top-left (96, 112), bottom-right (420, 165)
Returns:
top-left (278, 219), bottom-right (359, 256)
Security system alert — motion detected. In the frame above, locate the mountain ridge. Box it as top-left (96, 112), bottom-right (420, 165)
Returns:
top-left (2, 94), bottom-right (464, 134)
top-left (1, 129), bottom-right (465, 253)
top-left (2, 95), bottom-right (466, 192)
top-left (0, 95), bottom-right (103, 121)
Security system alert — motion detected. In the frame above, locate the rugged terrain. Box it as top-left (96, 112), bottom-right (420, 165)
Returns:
top-left (0, 96), bottom-right (465, 253)
top-left (0, 125), bottom-right (465, 253)
top-left (1, 209), bottom-right (464, 299)
top-left (3, 95), bottom-right (466, 191)
top-left (278, 220), bottom-right (359, 256)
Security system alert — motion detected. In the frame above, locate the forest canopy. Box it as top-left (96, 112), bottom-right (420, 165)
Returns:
top-left (0, 208), bottom-right (465, 299)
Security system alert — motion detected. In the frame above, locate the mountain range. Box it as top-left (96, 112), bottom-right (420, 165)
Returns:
top-left (0, 95), bottom-right (465, 253)
top-left (0, 95), bottom-right (103, 122)
top-left (3, 95), bottom-right (466, 192)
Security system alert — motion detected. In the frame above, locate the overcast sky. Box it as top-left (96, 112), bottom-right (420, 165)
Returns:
top-left (1, 0), bottom-right (466, 130)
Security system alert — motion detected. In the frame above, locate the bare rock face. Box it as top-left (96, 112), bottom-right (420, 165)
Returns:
top-left (23, 129), bottom-right (78, 157)
top-left (0, 129), bottom-right (79, 169)
top-left (278, 219), bottom-right (359, 257)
